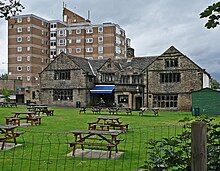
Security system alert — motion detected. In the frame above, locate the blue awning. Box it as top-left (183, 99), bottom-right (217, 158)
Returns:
top-left (90, 85), bottom-right (115, 94)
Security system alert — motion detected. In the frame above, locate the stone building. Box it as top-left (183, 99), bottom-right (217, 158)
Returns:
top-left (39, 46), bottom-right (210, 111)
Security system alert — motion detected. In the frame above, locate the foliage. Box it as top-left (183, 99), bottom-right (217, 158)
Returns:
top-left (0, 0), bottom-right (24, 20)
top-left (143, 115), bottom-right (220, 170)
top-left (0, 73), bottom-right (8, 80)
top-left (1, 87), bottom-right (12, 102)
top-left (210, 78), bottom-right (220, 89)
top-left (200, 1), bottom-right (220, 29)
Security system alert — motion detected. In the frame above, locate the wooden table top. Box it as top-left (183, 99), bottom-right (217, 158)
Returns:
top-left (70, 130), bottom-right (122, 135)
top-left (98, 116), bottom-right (121, 120)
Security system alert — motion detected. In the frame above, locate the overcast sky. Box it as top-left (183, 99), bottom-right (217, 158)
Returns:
top-left (0, 0), bottom-right (219, 81)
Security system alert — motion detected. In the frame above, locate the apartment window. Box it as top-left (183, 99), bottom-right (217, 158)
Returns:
top-left (27, 26), bottom-right (30, 32)
top-left (17, 27), bottom-right (22, 32)
top-left (68, 39), bottom-right (72, 44)
top-left (76, 48), bottom-right (81, 53)
top-left (27, 56), bottom-right (30, 61)
top-left (98, 36), bottom-right (103, 43)
top-left (27, 17), bottom-right (30, 22)
top-left (27, 46), bottom-right (31, 51)
top-left (160, 73), bottom-right (181, 83)
top-left (98, 27), bottom-right (103, 33)
top-left (120, 75), bottom-right (130, 84)
top-left (54, 70), bottom-right (70, 80)
top-left (76, 29), bottom-right (81, 34)
top-left (165, 58), bottom-right (179, 68)
top-left (86, 47), bottom-right (93, 53)
top-left (86, 38), bottom-right (93, 43)
top-left (58, 39), bottom-right (66, 46)
top-left (27, 36), bottom-right (30, 42)
top-left (17, 76), bottom-right (22, 80)
top-left (50, 23), bottom-right (57, 28)
top-left (50, 41), bottom-right (56, 46)
top-left (17, 47), bottom-right (22, 52)
top-left (50, 32), bottom-right (56, 37)
top-left (115, 46), bottom-right (121, 54)
top-left (69, 30), bottom-right (72, 35)
top-left (27, 76), bottom-right (30, 81)
top-left (17, 66), bottom-right (22, 71)
top-left (67, 48), bottom-right (72, 54)
top-left (17, 37), bottom-right (22, 42)
top-left (42, 30), bottom-right (44, 35)
top-left (53, 89), bottom-right (73, 101)
top-left (17, 56), bottom-right (22, 61)
top-left (98, 46), bottom-right (103, 53)
top-left (58, 48), bottom-right (66, 54)
top-left (86, 28), bottom-right (93, 34)
top-left (58, 30), bottom-right (66, 36)
top-left (27, 66), bottom-right (30, 71)
top-left (17, 17), bottom-right (22, 23)
top-left (42, 21), bottom-right (44, 26)
top-left (98, 56), bottom-right (103, 60)
top-left (50, 50), bottom-right (56, 57)
top-left (75, 38), bottom-right (81, 43)
top-left (153, 94), bottom-right (178, 108)
top-left (42, 39), bottom-right (44, 45)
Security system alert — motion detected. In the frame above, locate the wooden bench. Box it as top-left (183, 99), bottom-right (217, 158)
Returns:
top-left (91, 107), bottom-right (101, 114)
top-left (79, 107), bottom-right (86, 114)
top-left (108, 123), bottom-right (129, 133)
top-left (5, 117), bottom-right (21, 126)
top-left (27, 117), bottom-right (42, 125)
top-left (90, 123), bottom-right (111, 131)
top-left (125, 108), bottom-right (132, 115)
top-left (139, 108), bottom-right (159, 116)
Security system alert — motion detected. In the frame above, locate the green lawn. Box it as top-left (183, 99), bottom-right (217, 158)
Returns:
top-left (0, 106), bottom-right (219, 171)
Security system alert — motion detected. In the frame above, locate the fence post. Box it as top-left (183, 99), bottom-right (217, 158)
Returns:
top-left (191, 121), bottom-right (207, 171)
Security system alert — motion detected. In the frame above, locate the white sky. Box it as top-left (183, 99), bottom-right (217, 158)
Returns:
top-left (0, 0), bottom-right (219, 81)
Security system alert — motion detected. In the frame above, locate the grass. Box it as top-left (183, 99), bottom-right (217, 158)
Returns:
top-left (0, 106), bottom-right (219, 171)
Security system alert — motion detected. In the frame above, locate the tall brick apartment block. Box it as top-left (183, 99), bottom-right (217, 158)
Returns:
top-left (8, 7), bottom-right (129, 88)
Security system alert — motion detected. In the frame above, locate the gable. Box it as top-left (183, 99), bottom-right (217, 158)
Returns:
top-left (98, 59), bottom-right (120, 73)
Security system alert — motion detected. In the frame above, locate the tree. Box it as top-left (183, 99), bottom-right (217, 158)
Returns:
top-left (1, 87), bottom-right (12, 102)
top-left (0, 0), bottom-right (24, 20)
top-left (200, 1), bottom-right (220, 29)
top-left (210, 78), bottom-right (220, 89)
top-left (0, 73), bottom-right (8, 80)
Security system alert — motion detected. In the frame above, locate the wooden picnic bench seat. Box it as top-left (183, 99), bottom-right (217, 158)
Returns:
top-left (91, 107), bottom-right (102, 114)
top-left (125, 108), bottom-right (132, 115)
top-left (27, 116), bottom-right (42, 125)
top-left (5, 117), bottom-right (21, 126)
top-left (79, 107), bottom-right (86, 114)
top-left (90, 123), bottom-right (111, 131)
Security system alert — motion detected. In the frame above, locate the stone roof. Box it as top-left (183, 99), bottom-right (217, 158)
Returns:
top-left (66, 54), bottom-right (158, 75)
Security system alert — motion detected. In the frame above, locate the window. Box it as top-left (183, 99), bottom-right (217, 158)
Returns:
top-left (17, 66), bottom-right (22, 71)
top-left (118, 95), bottom-right (128, 104)
top-left (101, 73), bottom-right (115, 82)
top-left (86, 38), bottom-right (93, 43)
top-left (68, 39), bottom-right (72, 44)
top-left (58, 39), bottom-right (66, 46)
top-left (98, 46), bottom-right (103, 53)
top-left (76, 48), bottom-right (81, 53)
top-left (27, 56), bottom-right (30, 61)
top-left (27, 36), bottom-right (30, 42)
top-left (86, 47), bottom-right (93, 53)
top-left (53, 89), bottom-right (73, 101)
top-left (17, 17), bottom-right (22, 23)
top-left (54, 70), bottom-right (70, 80)
top-left (27, 17), bottom-right (30, 22)
top-left (17, 56), bottom-right (22, 61)
top-left (98, 36), bottom-right (103, 43)
top-left (69, 30), bottom-right (72, 35)
top-left (27, 66), bottom-right (30, 71)
top-left (165, 58), bottom-right (178, 67)
top-left (50, 50), bottom-right (56, 57)
top-left (17, 47), bottom-right (22, 52)
top-left (58, 30), bottom-right (66, 36)
top-left (17, 76), bottom-right (22, 80)
top-left (42, 30), bottom-right (44, 35)
top-left (153, 94), bottom-right (178, 108)
top-left (160, 73), bottom-right (181, 83)
top-left (50, 41), bottom-right (56, 46)
top-left (17, 27), bottom-right (22, 32)
top-left (132, 75), bottom-right (142, 84)
top-left (98, 56), bottom-right (103, 60)
top-left (27, 26), bottom-right (30, 32)
top-left (17, 37), bottom-right (22, 42)
top-left (27, 76), bottom-right (30, 81)
top-left (120, 75), bottom-right (130, 84)
top-left (75, 38), bottom-right (81, 43)
top-left (50, 23), bottom-right (57, 28)
top-left (76, 29), bottom-right (81, 34)
top-left (50, 32), bottom-right (56, 37)
top-left (67, 48), bottom-right (72, 54)
top-left (98, 27), bottom-right (103, 33)
top-left (86, 28), bottom-right (93, 34)
top-left (27, 46), bottom-right (31, 51)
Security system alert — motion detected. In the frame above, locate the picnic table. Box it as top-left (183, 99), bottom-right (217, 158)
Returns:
top-left (8, 111), bottom-right (41, 126)
top-left (139, 107), bottom-right (159, 116)
top-left (88, 116), bottom-right (129, 133)
top-left (0, 124), bottom-right (24, 150)
top-left (91, 106), bottom-right (102, 114)
top-left (108, 107), bottom-right (119, 115)
top-left (68, 129), bottom-right (123, 159)
top-left (28, 105), bottom-right (54, 116)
